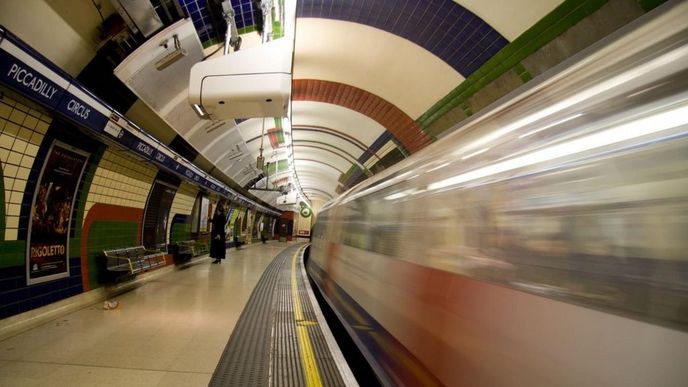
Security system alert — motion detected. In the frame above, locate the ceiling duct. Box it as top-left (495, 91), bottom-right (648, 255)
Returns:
top-left (154, 34), bottom-right (187, 70)
top-left (110, 0), bottom-right (164, 38)
top-left (188, 0), bottom-right (296, 120)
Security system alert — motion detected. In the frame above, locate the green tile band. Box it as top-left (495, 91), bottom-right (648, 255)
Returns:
top-left (0, 240), bottom-right (26, 269)
top-left (460, 102), bottom-right (473, 117)
top-left (514, 63), bottom-right (533, 83)
top-left (86, 220), bottom-right (139, 288)
top-left (237, 26), bottom-right (257, 35)
top-left (202, 38), bottom-right (223, 49)
top-left (638, 0), bottom-right (668, 12)
top-left (416, 0), bottom-right (610, 131)
top-left (171, 223), bottom-right (192, 243)
top-left (0, 156), bottom-right (4, 241)
top-left (279, 159), bottom-right (289, 171)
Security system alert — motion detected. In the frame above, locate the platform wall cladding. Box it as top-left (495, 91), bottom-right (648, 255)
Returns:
top-left (0, 95), bottom-right (47, 241)
top-left (0, 91), bottom-right (257, 317)
top-left (0, 0), bottom-right (667, 321)
top-left (0, 3), bottom-right (276, 320)
top-left (0, 89), bottom-right (252, 318)
top-left (169, 181), bottom-right (200, 243)
top-left (79, 148), bottom-right (157, 290)
top-left (83, 149), bottom-right (157, 215)
top-left (0, 93), bottom-right (84, 317)
top-left (417, 0), bottom-right (656, 139)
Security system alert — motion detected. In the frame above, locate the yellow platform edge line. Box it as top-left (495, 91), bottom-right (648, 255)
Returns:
top-left (291, 247), bottom-right (324, 387)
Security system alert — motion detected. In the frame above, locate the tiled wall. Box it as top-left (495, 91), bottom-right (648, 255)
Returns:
top-left (231, 0), bottom-right (258, 30)
top-left (179, 0), bottom-right (258, 45)
top-left (0, 5), bottom-right (280, 319)
top-left (0, 257), bottom-right (83, 318)
top-left (83, 148), bottom-right (158, 219)
top-left (170, 214), bottom-right (191, 243)
top-left (168, 181), bottom-right (198, 243)
top-left (292, 79), bottom-right (430, 154)
top-left (179, 0), bottom-right (217, 44)
top-left (417, 0), bottom-right (649, 138)
top-left (170, 181), bottom-right (198, 219)
top-left (0, 92), bottom-right (229, 317)
top-left (0, 93), bottom-right (86, 318)
top-left (0, 94), bottom-right (50, 241)
top-left (85, 217), bottom-right (140, 289)
top-left (297, 0), bottom-right (508, 77)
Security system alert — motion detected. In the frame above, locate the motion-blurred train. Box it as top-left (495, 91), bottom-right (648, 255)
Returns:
top-left (308, 1), bottom-right (688, 386)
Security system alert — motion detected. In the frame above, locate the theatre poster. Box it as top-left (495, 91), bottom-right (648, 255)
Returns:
top-left (199, 195), bottom-right (210, 233)
top-left (27, 141), bottom-right (89, 285)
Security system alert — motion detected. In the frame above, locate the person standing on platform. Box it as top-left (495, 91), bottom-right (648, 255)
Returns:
top-left (210, 205), bottom-right (227, 264)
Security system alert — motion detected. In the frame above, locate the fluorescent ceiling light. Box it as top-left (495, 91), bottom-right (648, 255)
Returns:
top-left (518, 113), bottom-right (583, 139)
top-left (453, 45), bottom-right (688, 155)
top-left (192, 104), bottom-right (208, 118)
top-left (429, 104), bottom-right (688, 191)
top-left (384, 192), bottom-right (407, 201)
top-left (428, 162), bottom-right (450, 172)
top-left (461, 147), bottom-right (490, 160)
top-left (384, 188), bottom-right (420, 201)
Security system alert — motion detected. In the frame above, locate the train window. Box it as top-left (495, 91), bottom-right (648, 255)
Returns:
top-left (365, 195), bottom-right (402, 257)
top-left (318, 135), bottom-right (688, 329)
top-left (369, 224), bottom-right (401, 256)
top-left (340, 201), bottom-right (370, 250)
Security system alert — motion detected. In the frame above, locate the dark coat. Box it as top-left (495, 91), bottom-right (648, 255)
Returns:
top-left (210, 211), bottom-right (226, 259)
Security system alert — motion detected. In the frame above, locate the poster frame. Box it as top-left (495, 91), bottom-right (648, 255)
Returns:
top-left (198, 195), bottom-right (210, 233)
top-left (26, 140), bottom-right (90, 285)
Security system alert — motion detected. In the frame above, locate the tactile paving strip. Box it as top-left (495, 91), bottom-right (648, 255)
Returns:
top-left (209, 245), bottom-right (287, 387)
top-left (210, 244), bottom-right (349, 387)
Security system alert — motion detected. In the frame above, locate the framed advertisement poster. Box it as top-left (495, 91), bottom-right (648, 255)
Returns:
top-left (27, 141), bottom-right (90, 285)
top-left (198, 195), bottom-right (210, 233)
top-left (225, 207), bottom-right (234, 234)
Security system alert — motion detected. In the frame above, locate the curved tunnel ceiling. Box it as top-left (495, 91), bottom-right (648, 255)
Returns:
top-left (285, 0), bottom-right (520, 204)
top-left (128, 0), bottom-right (565, 209)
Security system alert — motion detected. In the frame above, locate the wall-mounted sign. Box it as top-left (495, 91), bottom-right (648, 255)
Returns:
top-left (1, 27), bottom-right (280, 217)
top-left (199, 195), bottom-right (210, 233)
top-left (27, 141), bottom-right (89, 285)
top-left (300, 206), bottom-right (312, 218)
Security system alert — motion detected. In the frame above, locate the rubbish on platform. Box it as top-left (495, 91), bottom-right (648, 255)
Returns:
top-left (103, 300), bottom-right (120, 310)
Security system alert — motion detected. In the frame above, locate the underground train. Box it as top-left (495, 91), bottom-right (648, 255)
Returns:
top-left (308, 2), bottom-right (688, 386)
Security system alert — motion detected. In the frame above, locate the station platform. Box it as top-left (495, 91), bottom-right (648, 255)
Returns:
top-left (0, 242), bottom-right (356, 387)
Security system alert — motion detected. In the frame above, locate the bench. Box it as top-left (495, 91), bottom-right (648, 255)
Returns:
top-left (104, 246), bottom-right (166, 277)
top-left (195, 240), bottom-right (208, 255)
top-left (232, 235), bottom-right (246, 248)
top-left (171, 240), bottom-right (213, 263)
top-left (172, 240), bottom-right (196, 263)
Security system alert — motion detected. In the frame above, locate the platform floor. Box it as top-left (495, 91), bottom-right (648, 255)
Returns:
top-left (209, 244), bottom-right (355, 387)
top-left (0, 242), bottom-right (292, 386)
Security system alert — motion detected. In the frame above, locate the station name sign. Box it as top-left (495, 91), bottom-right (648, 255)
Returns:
top-left (7, 63), bottom-right (60, 100)
top-left (0, 55), bottom-right (65, 108)
top-left (0, 29), bottom-right (278, 216)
